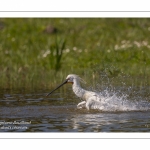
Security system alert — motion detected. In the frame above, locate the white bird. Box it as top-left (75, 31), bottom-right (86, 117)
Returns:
top-left (47, 74), bottom-right (103, 110)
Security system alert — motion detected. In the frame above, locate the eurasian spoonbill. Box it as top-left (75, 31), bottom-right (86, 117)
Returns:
top-left (46, 74), bottom-right (103, 110)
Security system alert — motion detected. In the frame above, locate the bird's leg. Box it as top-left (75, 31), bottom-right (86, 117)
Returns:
top-left (77, 101), bottom-right (86, 109)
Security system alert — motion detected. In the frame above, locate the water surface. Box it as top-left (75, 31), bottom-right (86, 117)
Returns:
top-left (0, 86), bottom-right (150, 132)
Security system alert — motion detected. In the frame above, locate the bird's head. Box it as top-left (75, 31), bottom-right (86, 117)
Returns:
top-left (46, 74), bottom-right (83, 96)
top-left (65, 74), bottom-right (80, 84)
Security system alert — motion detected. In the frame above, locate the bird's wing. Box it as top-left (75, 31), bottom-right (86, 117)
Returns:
top-left (86, 96), bottom-right (103, 110)
top-left (77, 101), bottom-right (86, 109)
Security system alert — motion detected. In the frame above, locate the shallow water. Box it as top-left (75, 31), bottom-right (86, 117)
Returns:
top-left (0, 86), bottom-right (150, 132)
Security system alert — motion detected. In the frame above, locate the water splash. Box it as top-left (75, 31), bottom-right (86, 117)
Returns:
top-left (85, 86), bottom-right (150, 112)
top-left (91, 90), bottom-right (150, 111)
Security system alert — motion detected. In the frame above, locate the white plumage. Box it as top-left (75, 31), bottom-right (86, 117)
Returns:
top-left (47, 74), bottom-right (103, 110)
top-left (66, 74), bottom-right (102, 110)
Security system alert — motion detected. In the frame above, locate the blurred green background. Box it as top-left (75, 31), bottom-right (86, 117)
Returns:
top-left (0, 18), bottom-right (150, 90)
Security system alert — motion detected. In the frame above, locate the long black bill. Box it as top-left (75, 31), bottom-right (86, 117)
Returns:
top-left (46, 79), bottom-right (68, 96)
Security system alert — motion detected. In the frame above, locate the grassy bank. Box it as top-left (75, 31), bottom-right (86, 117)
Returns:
top-left (0, 18), bottom-right (150, 90)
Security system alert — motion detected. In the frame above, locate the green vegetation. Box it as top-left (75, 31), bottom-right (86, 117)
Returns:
top-left (0, 18), bottom-right (150, 90)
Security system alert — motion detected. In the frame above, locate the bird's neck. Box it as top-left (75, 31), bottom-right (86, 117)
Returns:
top-left (72, 79), bottom-right (85, 98)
